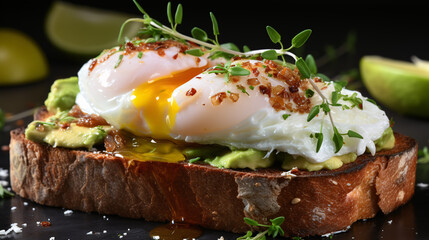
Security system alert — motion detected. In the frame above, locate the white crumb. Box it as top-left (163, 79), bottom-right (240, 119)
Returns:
top-left (0, 168), bottom-right (8, 178)
top-left (63, 210), bottom-right (73, 216)
top-left (0, 180), bottom-right (8, 187)
top-left (417, 182), bottom-right (428, 188)
top-left (0, 223), bottom-right (23, 236)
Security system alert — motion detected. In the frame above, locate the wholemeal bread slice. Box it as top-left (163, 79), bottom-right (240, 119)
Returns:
top-left (9, 124), bottom-right (417, 237)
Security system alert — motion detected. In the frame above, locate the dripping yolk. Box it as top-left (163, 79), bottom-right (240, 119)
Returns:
top-left (131, 65), bottom-right (207, 139)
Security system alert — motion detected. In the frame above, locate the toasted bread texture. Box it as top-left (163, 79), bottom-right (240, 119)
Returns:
top-left (8, 126), bottom-right (417, 237)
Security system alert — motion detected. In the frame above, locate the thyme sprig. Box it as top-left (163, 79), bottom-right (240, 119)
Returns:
top-left (119, 0), bottom-right (368, 154)
top-left (118, 0), bottom-right (308, 62)
top-left (237, 217), bottom-right (285, 240)
top-left (0, 185), bottom-right (14, 199)
top-left (207, 60), bottom-right (251, 82)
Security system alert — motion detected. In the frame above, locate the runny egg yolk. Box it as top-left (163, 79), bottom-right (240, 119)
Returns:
top-left (131, 65), bottom-right (208, 139)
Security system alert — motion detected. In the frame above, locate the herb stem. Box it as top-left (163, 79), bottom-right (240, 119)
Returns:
top-left (142, 19), bottom-right (299, 61)
top-left (306, 78), bottom-right (336, 129)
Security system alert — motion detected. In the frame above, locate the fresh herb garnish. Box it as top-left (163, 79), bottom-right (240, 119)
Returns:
top-left (282, 114), bottom-right (291, 120)
top-left (119, 1), bottom-right (367, 154)
top-left (0, 185), bottom-right (14, 199)
top-left (207, 60), bottom-right (251, 82)
top-left (237, 217), bottom-right (285, 240)
top-left (418, 146), bottom-right (429, 164)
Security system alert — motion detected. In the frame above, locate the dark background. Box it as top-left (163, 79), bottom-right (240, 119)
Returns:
top-left (2, 1), bottom-right (429, 70)
top-left (1, 1), bottom-right (429, 240)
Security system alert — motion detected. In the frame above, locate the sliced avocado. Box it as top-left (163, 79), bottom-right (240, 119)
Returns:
top-left (281, 152), bottom-right (357, 171)
top-left (45, 76), bottom-right (79, 113)
top-left (25, 122), bottom-right (108, 150)
top-left (374, 127), bottom-right (395, 151)
top-left (206, 148), bottom-right (274, 170)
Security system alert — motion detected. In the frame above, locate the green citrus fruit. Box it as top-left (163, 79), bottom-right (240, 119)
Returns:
top-left (360, 55), bottom-right (429, 119)
top-left (45, 1), bottom-right (142, 56)
top-left (0, 29), bottom-right (48, 86)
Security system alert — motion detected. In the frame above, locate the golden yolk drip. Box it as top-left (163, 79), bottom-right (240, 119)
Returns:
top-left (131, 65), bottom-right (207, 139)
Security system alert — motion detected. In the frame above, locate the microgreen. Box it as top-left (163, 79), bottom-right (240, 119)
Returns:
top-left (418, 146), bottom-right (429, 164)
top-left (315, 132), bottom-right (323, 153)
top-left (238, 217), bottom-right (285, 240)
top-left (167, 2), bottom-right (183, 32)
top-left (210, 12), bottom-right (220, 44)
top-left (208, 60), bottom-right (250, 82)
top-left (0, 185), bottom-right (14, 199)
top-left (282, 113), bottom-right (291, 120)
top-left (332, 127), bottom-right (344, 153)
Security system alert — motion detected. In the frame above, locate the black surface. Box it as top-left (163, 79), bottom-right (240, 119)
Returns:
top-left (1, 1), bottom-right (429, 239)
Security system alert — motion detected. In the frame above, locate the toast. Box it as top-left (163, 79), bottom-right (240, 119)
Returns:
top-left (9, 123), bottom-right (417, 237)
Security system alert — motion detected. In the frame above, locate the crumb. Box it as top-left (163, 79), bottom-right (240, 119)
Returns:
top-left (417, 182), bottom-right (428, 188)
top-left (0, 223), bottom-right (23, 236)
top-left (1, 145), bottom-right (9, 152)
top-left (64, 210), bottom-right (73, 216)
top-left (0, 168), bottom-right (8, 178)
top-left (0, 180), bottom-right (8, 187)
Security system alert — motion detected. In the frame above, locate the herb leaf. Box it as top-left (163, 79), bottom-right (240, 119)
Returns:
top-left (261, 49), bottom-right (278, 60)
top-left (347, 130), bottom-right (363, 139)
top-left (291, 29), bottom-right (312, 48)
top-left (167, 2), bottom-right (173, 26)
top-left (191, 27), bottom-right (208, 42)
top-left (266, 25), bottom-right (281, 44)
top-left (0, 185), bottom-right (14, 199)
top-left (210, 12), bottom-right (219, 39)
top-left (230, 66), bottom-right (251, 76)
top-left (305, 89), bottom-right (314, 98)
top-left (332, 127), bottom-right (344, 153)
top-left (418, 146), bottom-right (429, 164)
top-left (295, 57), bottom-right (311, 79)
top-left (185, 48), bottom-right (204, 57)
top-left (244, 217), bottom-right (259, 226)
top-left (305, 54), bottom-right (317, 75)
top-left (282, 113), bottom-right (291, 120)
top-left (307, 105), bottom-right (320, 122)
top-left (175, 3), bottom-right (183, 25)
top-left (315, 132), bottom-right (323, 153)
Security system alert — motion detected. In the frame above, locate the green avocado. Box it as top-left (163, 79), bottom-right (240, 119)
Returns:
top-left (206, 148), bottom-right (274, 170)
top-left (281, 152), bottom-right (357, 171)
top-left (375, 127), bottom-right (395, 151)
top-left (44, 76), bottom-right (79, 113)
top-left (25, 121), bottom-right (108, 150)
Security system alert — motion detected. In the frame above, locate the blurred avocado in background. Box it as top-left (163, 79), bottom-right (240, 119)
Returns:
top-left (45, 1), bottom-right (142, 58)
top-left (360, 55), bottom-right (429, 119)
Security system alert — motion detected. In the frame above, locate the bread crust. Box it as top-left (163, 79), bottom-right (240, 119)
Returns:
top-left (8, 128), bottom-right (417, 237)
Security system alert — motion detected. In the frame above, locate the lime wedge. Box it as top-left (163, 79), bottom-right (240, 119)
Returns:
top-left (0, 29), bottom-right (48, 85)
top-left (360, 55), bottom-right (429, 119)
top-left (45, 1), bottom-right (142, 56)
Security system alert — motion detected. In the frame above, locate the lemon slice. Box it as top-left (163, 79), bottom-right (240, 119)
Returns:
top-left (360, 55), bottom-right (429, 119)
top-left (45, 1), bottom-right (142, 56)
top-left (0, 29), bottom-right (48, 85)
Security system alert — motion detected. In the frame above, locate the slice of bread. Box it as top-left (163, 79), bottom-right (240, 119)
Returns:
top-left (8, 124), bottom-right (417, 237)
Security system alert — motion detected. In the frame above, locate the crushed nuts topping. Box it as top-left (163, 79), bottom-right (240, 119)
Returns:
top-left (186, 88), bottom-right (197, 96)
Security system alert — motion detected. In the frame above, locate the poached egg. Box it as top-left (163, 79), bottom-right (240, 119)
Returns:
top-left (76, 40), bottom-right (390, 163)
